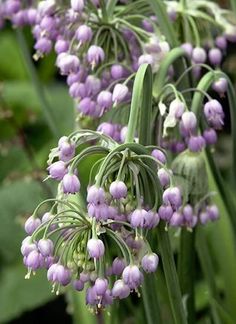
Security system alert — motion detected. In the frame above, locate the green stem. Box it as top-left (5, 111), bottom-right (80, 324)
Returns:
top-left (16, 29), bottom-right (59, 139)
top-left (125, 64), bottom-right (152, 143)
top-left (142, 274), bottom-right (162, 324)
top-left (195, 228), bottom-right (221, 324)
top-left (178, 229), bottom-right (196, 324)
top-left (157, 223), bottom-right (187, 324)
top-left (153, 48), bottom-right (187, 98)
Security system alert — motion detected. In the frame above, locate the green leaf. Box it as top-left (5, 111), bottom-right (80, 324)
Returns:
top-left (0, 262), bottom-right (55, 323)
top-left (0, 180), bottom-right (47, 263)
top-left (0, 31), bottom-right (28, 80)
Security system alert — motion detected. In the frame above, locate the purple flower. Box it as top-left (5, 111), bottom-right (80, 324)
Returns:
top-left (55, 39), bottom-right (69, 54)
top-left (112, 84), bottom-right (129, 105)
top-left (188, 135), bottom-right (206, 152)
top-left (47, 263), bottom-right (71, 286)
top-left (94, 278), bottom-right (108, 295)
top-left (181, 111), bottom-right (197, 133)
top-left (38, 239), bottom-right (54, 257)
top-left (141, 253), bottom-right (159, 273)
top-left (212, 78), bottom-right (228, 95)
top-left (158, 205), bottom-right (173, 221)
top-left (181, 43), bottom-right (193, 57)
top-left (111, 64), bottom-right (124, 79)
top-left (21, 237), bottom-right (37, 257)
top-left (25, 250), bottom-right (43, 271)
top-left (87, 185), bottom-right (105, 204)
top-left (71, 0), bottom-right (84, 12)
top-left (203, 128), bottom-right (217, 145)
top-left (87, 45), bottom-right (105, 67)
top-left (169, 99), bottom-right (184, 118)
top-left (48, 161), bottom-right (67, 180)
top-left (56, 53), bottom-right (80, 75)
top-left (62, 174), bottom-right (80, 194)
top-left (207, 205), bottom-right (219, 221)
top-left (130, 209), bottom-right (147, 228)
top-left (38, 0), bottom-right (56, 16)
top-left (192, 47), bottom-right (207, 63)
top-left (34, 37), bottom-right (52, 55)
top-left (122, 265), bottom-right (143, 290)
top-left (77, 97), bottom-right (97, 115)
top-left (208, 48), bottom-right (222, 66)
top-left (112, 258), bottom-right (126, 275)
top-left (151, 149), bottom-right (166, 164)
top-left (204, 99), bottom-right (224, 129)
top-left (87, 238), bottom-right (105, 259)
top-left (97, 91), bottom-right (113, 111)
top-left (112, 280), bottom-right (130, 299)
top-left (158, 168), bottom-right (170, 187)
top-left (97, 122), bottom-right (115, 138)
top-left (215, 36), bottom-right (227, 50)
top-left (163, 187), bottom-right (182, 210)
top-left (24, 216), bottom-right (41, 235)
top-left (76, 24), bottom-right (93, 44)
top-left (143, 211), bottom-right (160, 229)
top-left (182, 204), bottom-right (193, 222)
top-left (58, 136), bottom-right (75, 161)
top-left (169, 212), bottom-right (184, 227)
top-left (85, 75), bottom-right (101, 95)
top-left (109, 181), bottom-right (127, 199)
top-left (73, 279), bottom-right (84, 291)
top-left (199, 211), bottom-right (210, 225)
top-left (138, 54), bottom-right (154, 67)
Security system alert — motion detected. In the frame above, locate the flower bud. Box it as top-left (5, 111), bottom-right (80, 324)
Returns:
top-left (55, 39), bottom-right (69, 54)
top-left (169, 211), bottom-right (184, 227)
top-left (203, 128), bottom-right (217, 145)
top-left (87, 45), bottom-right (105, 66)
top-left (215, 36), bottom-right (227, 50)
top-left (158, 205), bottom-right (173, 221)
top-left (122, 265), bottom-right (143, 289)
top-left (97, 91), bottom-right (113, 110)
top-left (141, 253), bottom-right (159, 273)
top-left (188, 135), bottom-right (206, 152)
top-left (47, 161), bottom-right (67, 180)
top-left (151, 149), bottom-right (166, 164)
top-left (130, 209), bottom-right (147, 228)
top-left (192, 47), bottom-right (207, 63)
top-left (112, 84), bottom-right (128, 104)
top-left (163, 187), bottom-right (182, 209)
top-left (112, 280), bottom-right (130, 299)
top-left (87, 185), bottom-right (105, 204)
top-left (112, 258), bottom-right (126, 276)
top-left (169, 99), bottom-right (184, 118)
top-left (181, 111), bottom-right (197, 133)
top-left (207, 205), bottom-right (219, 221)
top-left (76, 24), bottom-right (92, 43)
top-left (109, 181), bottom-right (127, 199)
top-left (182, 204), bottom-right (193, 222)
top-left (94, 278), bottom-right (108, 295)
top-left (181, 43), bottom-right (193, 57)
top-left (38, 239), bottom-right (54, 257)
top-left (71, 0), bottom-right (84, 12)
top-left (73, 279), bottom-right (84, 291)
top-left (24, 216), bottom-right (41, 235)
top-left (204, 99), bottom-right (224, 129)
top-left (87, 238), bottom-right (105, 259)
top-left (56, 53), bottom-right (80, 75)
top-left (208, 48), bottom-right (222, 66)
top-left (62, 174), bottom-right (80, 194)
top-left (158, 168), bottom-right (170, 187)
top-left (111, 64), bottom-right (124, 79)
top-left (212, 78), bottom-right (228, 95)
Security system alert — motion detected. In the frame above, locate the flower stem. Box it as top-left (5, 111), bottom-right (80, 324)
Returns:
top-left (178, 229), bottom-right (196, 324)
top-left (157, 223), bottom-right (187, 324)
top-left (16, 29), bottom-right (59, 139)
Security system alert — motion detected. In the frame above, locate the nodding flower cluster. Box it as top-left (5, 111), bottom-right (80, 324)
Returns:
top-left (160, 94), bottom-right (225, 154)
top-left (3, 0), bottom-right (233, 314)
top-left (21, 126), bottom-right (219, 311)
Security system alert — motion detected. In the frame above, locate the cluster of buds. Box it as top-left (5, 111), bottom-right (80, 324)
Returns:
top-left (0, 0), bottom-right (172, 124)
top-left (21, 131), bottom-right (164, 311)
top-left (160, 87), bottom-right (226, 154)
